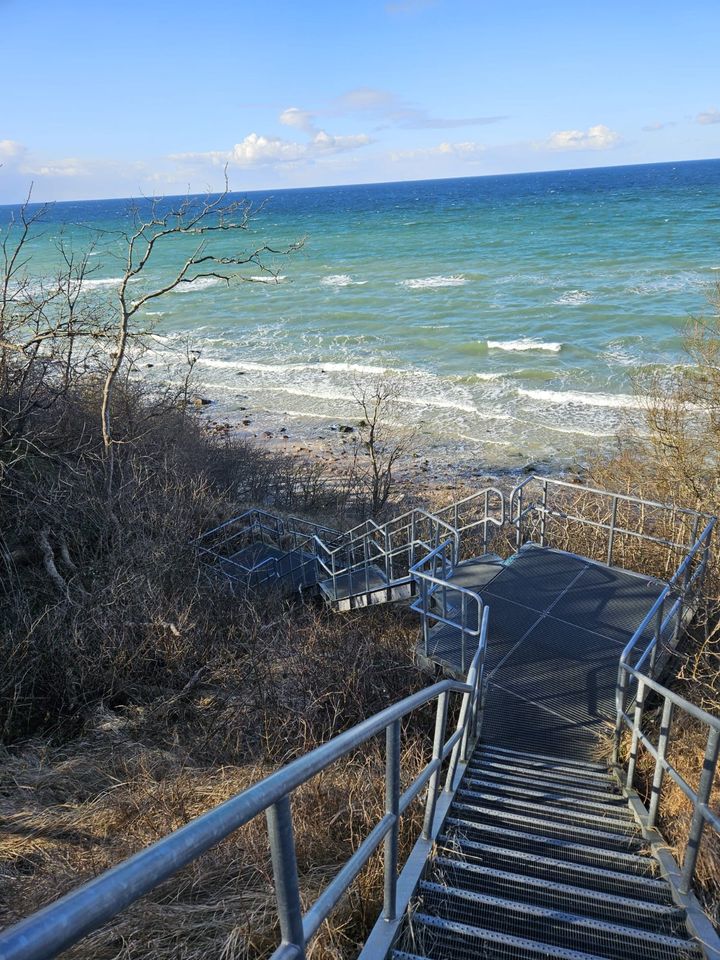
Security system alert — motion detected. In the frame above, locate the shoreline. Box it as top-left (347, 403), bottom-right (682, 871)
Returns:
top-left (194, 400), bottom-right (591, 495)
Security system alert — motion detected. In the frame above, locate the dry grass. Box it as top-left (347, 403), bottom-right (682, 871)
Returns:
top-left (0, 379), bottom-right (440, 957)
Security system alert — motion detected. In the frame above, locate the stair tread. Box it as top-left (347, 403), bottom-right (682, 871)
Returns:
top-left (476, 744), bottom-right (610, 772)
top-left (431, 857), bottom-right (681, 917)
top-left (404, 912), bottom-right (681, 960)
top-left (445, 817), bottom-right (655, 870)
top-left (469, 757), bottom-right (616, 785)
top-left (455, 787), bottom-right (638, 831)
top-left (450, 801), bottom-right (643, 847)
top-left (436, 834), bottom-right (671, 898)
top-left (462, 775), bottom-right (633, 812)
top-left (419, 881), bottom-right (693, 947)
top-left (465, 767), bottom-right (627, 803)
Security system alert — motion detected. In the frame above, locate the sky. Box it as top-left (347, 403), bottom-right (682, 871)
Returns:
top-left (1, 0), bottom-right (719, 203)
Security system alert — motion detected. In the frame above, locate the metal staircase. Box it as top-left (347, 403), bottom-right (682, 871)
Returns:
top-left (3, 478), bottom-right (720, 960)
top-left (389, 743), bottom-right (702, 960)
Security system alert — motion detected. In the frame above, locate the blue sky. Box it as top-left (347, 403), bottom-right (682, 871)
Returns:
top-left (1, 0), bottom-right (718, 202)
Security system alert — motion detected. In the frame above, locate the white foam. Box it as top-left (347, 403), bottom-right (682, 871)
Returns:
top-left (199, 358), bottom-right (396, 376)
top-left (320, 274), bottom-right (368, 287)
top-left (249, 275), bottom-right (287, 284)
top-left (487, 339), bottom-right (562, 353)
top-left (80, 276), bottom-right (124, 289)
top-left (518, 388), bottom-right (644, 409)
top-left (400, 275), bottom-right (468, 289)
top-left (173, 277), bottom-right (226, 293)
top-left (553, 289), bottom-right (592, 305)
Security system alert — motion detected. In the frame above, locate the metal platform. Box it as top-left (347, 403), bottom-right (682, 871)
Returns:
top-left (420, 544), bottom-right (665, 761)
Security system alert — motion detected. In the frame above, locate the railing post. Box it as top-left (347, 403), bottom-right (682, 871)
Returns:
top-left (607, 495), bottom-right (618, 567)
top-left (626, 677), bottom-right (646, 790)
top-left (384, 720), bottom-right (401, 921)
top-left (681, 726), bottom-right (720, 895)
top-left (540, 480), bottom-right (548, 547)
top-left (422, 691), bottom-right (449, 839)
top-left (649, 596), bottom-right (665, 679)
top-left (421, 577), bottom-right (429, 656)
top-left (460, 594), bottom-right (467, 674)
top-left (516, 487), bottom-right (523, 549)
top-left (648, 698), bottom-right (673, 829)
top-left (612, 662), bottom-right (627, 766)
top-left (483, 489), bottom-right (489, 553)
top-left (266, 796), bottom-right (306, 959)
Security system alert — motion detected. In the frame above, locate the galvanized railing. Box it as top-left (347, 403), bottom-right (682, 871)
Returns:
top-left (194, 508), bottom-right (287, 585)
top-left (311, 509), bottom-right (459, 603)
top-left (0, 623), bottom-right (489, 960)
top-left (410, 538), bottom-right (486, 676)
top-left (613, 517), bottom-right (715, 761)
top-left (614, 663), bottom-right (720, 895)
top-left (509, 474), bottom-right (710, 572)
top-left (434, 486), bottom-right (505, 555)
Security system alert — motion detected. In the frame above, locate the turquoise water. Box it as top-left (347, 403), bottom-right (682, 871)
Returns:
top-left (3, 159), bottom-right (720, 467)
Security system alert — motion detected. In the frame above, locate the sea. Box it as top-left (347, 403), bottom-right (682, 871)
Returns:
top-left (3, 158), bottom-right (720, 470)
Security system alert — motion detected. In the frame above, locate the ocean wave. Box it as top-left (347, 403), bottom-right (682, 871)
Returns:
top-left (80, 277), bottom-right (124, 289)
top-left (173, 277), bottom-right (226, 293)
top-left (320, 274), bottom-right (368, 287)
top-left (518, 388), bottom-right (644, 409)
top-left (400, 275), bottom-right (468, 289)
top-left (199, 358), bottom-right (398, 376)
top-left (250, 274), bottom-right (287, 284)
top-left (552, 289), bottom-right (592, 305)
top-left (487, 339), bottom-right (562, 353)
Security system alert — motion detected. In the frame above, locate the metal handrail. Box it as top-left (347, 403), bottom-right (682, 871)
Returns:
top-left (434, 486), bottom-right (505, 552)
top-left (509, 475), bottom-right (710, 561)
top-left (615, 662), bottom-right (720, 895)
top-left (0, 629), bottom-right (489, 960)
top-left (411, 538), bottom-right (484, 675)
top-left (613, 518), bottom-right (715, 764)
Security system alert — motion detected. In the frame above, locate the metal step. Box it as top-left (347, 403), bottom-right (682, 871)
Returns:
top-left (444, 817), bottom-right (656, 873)
top-left (397, 912), bottom-right (655, 960)
top-left (462, 775), bottom-right (633, 814)
top-left (417, 883), bottom-right (699, 960)
top-left (470, 752), bottom-right (617, 784)
top-left (436, 834), bottom-right (670, 901)
top-left (477, 744), bottom-right (611, 772)
top-left (449, 801), bottom-right (644, 851)
top-left (468, 757), bottom-right (618, 791)
top-left (429, 857), bottom-right (686, 935)
top-left (464, 765), bottom-right (628, 805)
top-left (454, 787), bottom-right (638, 832)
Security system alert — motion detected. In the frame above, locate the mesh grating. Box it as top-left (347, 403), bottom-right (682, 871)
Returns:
top-left (416, 884), bottom-right (697, 960)
top-left (435, 835), bottom-right (670, 902)
top-left (443, 817), bottom-right (655, 873)
top-left (428, 857), bottom-right (685, 935)
top-left (454, 787), bottom-right (638, 833)
top-left (449, 802), bottom-right (643, 851)
top-left (397, 913), bottom-right (701, 960)
top-left (460, 776), bottom-right (634, 814)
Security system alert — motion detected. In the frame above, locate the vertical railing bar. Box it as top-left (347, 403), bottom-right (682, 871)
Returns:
top-left (461, 594), bottom-right (467, 674)
top-left (626, 677), bottom-right (646, 789)
top-left (613, 662), bottom-right (627, 766)
top-left (681, 726), bottom-right (720, 894)
top-left (384, 720), bottom-right (401, 921)
top-left (540, 479), bottom-right (548, 547)
top-left (607, 494), bottom-right (618, 567)
top-left (648, 698), bottom-right (673, 829)
top-left (267, 796), bottom-right (306, 959)
top-left (422, 691), bottom-right (449, 839)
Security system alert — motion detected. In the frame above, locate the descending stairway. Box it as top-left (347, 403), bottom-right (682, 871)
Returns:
top-left (392, 743), bottom-right (701, 960)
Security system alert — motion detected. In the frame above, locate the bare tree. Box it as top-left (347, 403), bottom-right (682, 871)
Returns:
top-left (100, 177), bottom-right (302, 487)
top-left (351, 376), bottom-right (413, 514)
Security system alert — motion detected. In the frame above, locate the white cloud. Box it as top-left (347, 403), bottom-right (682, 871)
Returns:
top-left (391, 140), bottom-right (485, 161)
top-left (642, 121), bottom-right (677, 132)
top-left (542, 124), bottom-right (621, 151)
top-left (279, 107), bottom-right (316, 134)
top-left (0, 139), bottom-right (26, 161)
top-left (697, 108), bottom-right (720, 125)
top-left (331, 86), bottom-right (506, 130)
top-left (172, 125), bottom-right (372, 170)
